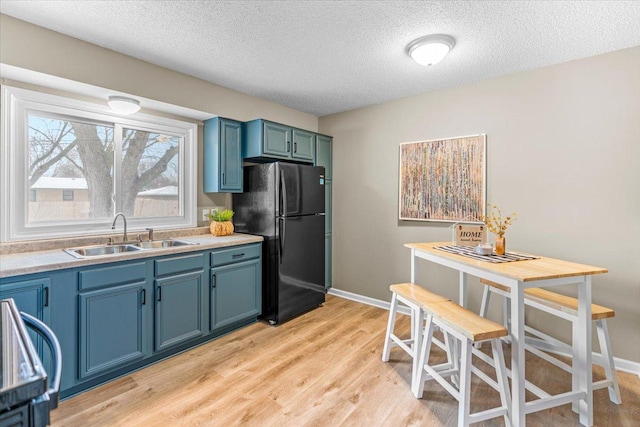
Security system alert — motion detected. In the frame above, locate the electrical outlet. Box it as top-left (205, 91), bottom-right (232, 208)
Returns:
top-left (201, 208), bottom-right (211, 222)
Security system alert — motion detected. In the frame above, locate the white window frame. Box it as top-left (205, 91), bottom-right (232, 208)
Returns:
top-left (1, 86), bottom-right (197, 242)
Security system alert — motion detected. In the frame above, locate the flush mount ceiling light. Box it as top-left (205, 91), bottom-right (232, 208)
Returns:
top-left (107, 96), bottom-right (141, 114)
top-left (406, 34), bottom-right (456, 67)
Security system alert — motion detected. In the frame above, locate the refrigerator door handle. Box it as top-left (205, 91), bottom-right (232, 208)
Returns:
top-left (280, 169), bottom-right (288, 217)
top-left (279, 217), bottom-right (286, 261)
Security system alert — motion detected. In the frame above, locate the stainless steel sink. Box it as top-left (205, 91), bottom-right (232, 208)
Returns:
top-left (64, 239), bottom-right (198, 258)
top-left (64, 244), bottom-right (143, 259)
top-left (135, 239), bottom-right (198, 249)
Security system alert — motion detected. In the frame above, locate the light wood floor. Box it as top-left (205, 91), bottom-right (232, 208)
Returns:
top-left (52, 295), bottom-right (640, 426)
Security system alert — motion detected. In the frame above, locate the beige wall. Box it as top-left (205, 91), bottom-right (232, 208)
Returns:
top-left (0, 14), bottom-right (318, 211)
top-left (320, 47), bottom-right (640, 363)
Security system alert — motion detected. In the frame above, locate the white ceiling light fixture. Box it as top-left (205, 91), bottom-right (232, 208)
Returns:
top-left (406, 34), bottom-right (456, 67)
top-left (107, 95), bottom-right (141, 114)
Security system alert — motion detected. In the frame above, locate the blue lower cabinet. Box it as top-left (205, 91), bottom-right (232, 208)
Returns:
top-left (154, 271), bottom-right (206, 352)
top-left (2, 243), bottom-right (262, 398)
top-left (211, 258), bottom-right (261, 330)
top-left (0, 278), bottom-right (51, 361)
top-left (78, 282), bottom-right (148, 379)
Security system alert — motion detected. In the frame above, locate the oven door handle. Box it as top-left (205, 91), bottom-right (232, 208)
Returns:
top-left (21, 311), bottom-right (62, 410)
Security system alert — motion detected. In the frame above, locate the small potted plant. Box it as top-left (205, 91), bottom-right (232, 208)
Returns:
top-left (207, 209), bottom-right (235, 236)
top-left (481, 204), bottom-right (517, 255)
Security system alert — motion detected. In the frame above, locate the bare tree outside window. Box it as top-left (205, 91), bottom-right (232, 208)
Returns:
top-left (28, 113), bottom-right (180, 222)
top-left (122, 128), bottom-right (180, 218)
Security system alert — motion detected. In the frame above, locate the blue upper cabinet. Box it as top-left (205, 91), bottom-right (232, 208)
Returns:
top-left (263, 121), bottom-right (291, 157)
top-left (292, 128), bottom-right (315, 161)
top-left (315, 134), bottom-right (332, 180)
top-left (204, 117), bottom-right (243, 193)
top-left (243, 119), bottom-right (315, 163)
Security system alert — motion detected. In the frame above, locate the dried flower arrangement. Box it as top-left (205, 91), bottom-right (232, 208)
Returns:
top-left (481, 204), bottom-right (517, 238)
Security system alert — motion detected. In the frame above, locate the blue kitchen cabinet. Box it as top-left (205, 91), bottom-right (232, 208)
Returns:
top-left (315, 134), bottom-right (333, 289)
top-left (292, 128), bottom-right (315, 161)
top-left (315, 134), bottom-right (332, 180)
top-left (210, 244), bottom-right (262, 330)
top-left (242, 119), bottom-right (315, 163)
top-left (204, 117), bottom-right (243, 193)
top-left (77, 262), bottom-right (149, 379)
top-left (0, 278), bottom-right (51, 359)
top-left (2, 242), bottom-right (263, 398)
top-left (153, 253), bottom-right (207, 352)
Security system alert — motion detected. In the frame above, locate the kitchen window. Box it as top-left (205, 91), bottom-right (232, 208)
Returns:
top-left (1, 86), bottom-right (197, 242)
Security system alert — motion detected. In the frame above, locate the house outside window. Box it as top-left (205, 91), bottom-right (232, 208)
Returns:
top-left (1, 86), bottom-right (197, 242)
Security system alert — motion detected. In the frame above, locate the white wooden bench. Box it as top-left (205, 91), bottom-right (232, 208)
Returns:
top-left (413, 298), bottom-right (511, 427)
top-left (479, 278), bottom-right (621, 404)
top-left (382, 283), bottom-right (451, 383)
top-left (382, 283), bottom-right (511, 427)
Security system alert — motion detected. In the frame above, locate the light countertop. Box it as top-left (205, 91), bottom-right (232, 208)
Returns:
top-left (0, 233), bottom-right (263, 279)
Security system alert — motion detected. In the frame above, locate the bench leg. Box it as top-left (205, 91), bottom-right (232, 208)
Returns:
top-left (491, 339), bottom-right (512, 426)
top-left (458, 338), bottom-right (472, 427)
top-left (413, 314), bottom-right (435, 398)
top-left (596, 319), bottom-right (622, 404)
top-left (382, 292), bottom-right (398, 362)
top-left (447, 331), bottom-right (461, 388)
top-left (411, 307), bottom-right (424, 388)
top-left (572, 317), bottom-right (580, 413)
top-left (444, 331), bottom-right (458, 386)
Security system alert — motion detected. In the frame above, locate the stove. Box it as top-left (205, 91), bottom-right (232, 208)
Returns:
top-left (0, 299), bottom-right (60, 427)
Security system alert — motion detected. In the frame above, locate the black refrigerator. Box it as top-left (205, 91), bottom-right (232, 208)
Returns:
top-left (233, 162), bottom-right (326, 325)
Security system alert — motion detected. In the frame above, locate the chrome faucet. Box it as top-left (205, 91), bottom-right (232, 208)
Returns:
top-left (111, 212), bottom-right (128, 243)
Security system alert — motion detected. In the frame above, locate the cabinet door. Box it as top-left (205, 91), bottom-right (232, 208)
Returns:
top-left (325, 180), bottom-right (332, 234)
top-left (292, 129), bottom-right (315, 161)
top-left (263, 121), bottom-right (291, 158)
top-left (78, 282), bottom-right (147, 379)
top-left (315, 135), bottom-right (332, 179)
top-left (0, 279), bottom-right (50, 357)
top-left (220, 119), bottom-right (243, 192)
top-left (154, 271), bottom-right (206, 352)
top-left (211, 258), bottom-right (261, 330)
top-left (204, 117), bottom-right (242, 193)
top-left (325, 234), bottom-right (332, 289)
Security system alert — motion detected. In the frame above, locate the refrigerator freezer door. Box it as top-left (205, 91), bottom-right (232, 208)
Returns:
top-left (276, 214), bottom-right (325, 323)
top-left (233, 163), bottom-right (277, 236)
top-left (278, 163), bottom-right (325, 217)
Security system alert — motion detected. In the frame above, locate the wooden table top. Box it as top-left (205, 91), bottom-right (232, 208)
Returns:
top-left (405, 242), bottom-right (608, 282)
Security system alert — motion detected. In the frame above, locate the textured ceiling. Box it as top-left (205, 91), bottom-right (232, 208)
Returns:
top-left (2, 1), bottom-right (640, 117)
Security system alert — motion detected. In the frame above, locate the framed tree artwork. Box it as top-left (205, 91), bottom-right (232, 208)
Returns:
top-left (398, 134), bottom-right (486, 222)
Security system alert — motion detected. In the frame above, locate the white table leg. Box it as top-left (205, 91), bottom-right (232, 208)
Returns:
top-left (511, 282), bottom-right (526, 426)
top-left (459, 271), bottom-right (468, 307)
top-left (577, 276), bottom-right (593, 426)
top-left (411, 248), bottom-right (416, 283)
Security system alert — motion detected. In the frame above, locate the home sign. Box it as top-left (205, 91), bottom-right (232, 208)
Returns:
top-left (453, 224), bottom-right (486, 247)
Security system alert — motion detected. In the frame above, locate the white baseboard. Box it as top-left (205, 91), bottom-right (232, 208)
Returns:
top-left (327, 287), bottom-right (640, 377)
top-left (328, 287), bottom-right (411, 316)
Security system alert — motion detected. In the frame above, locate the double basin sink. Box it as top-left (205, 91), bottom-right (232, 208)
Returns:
top-left (65, 239), bottom-right (198, 259)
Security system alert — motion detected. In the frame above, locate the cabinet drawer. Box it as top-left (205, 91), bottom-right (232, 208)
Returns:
top-left (79, 262), bottom-right (146, 291)
top-left (210, 244), bottom-right (261, 267)
top-left (155, 253), bottom-right (204, 277)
